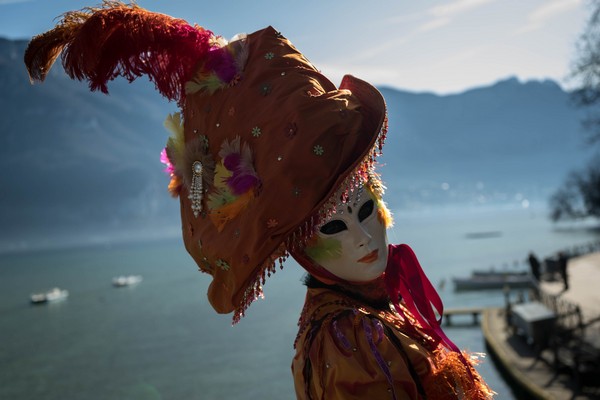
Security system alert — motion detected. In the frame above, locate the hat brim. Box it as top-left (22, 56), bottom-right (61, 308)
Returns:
top-left (308, 74), bottom-right (387, 226)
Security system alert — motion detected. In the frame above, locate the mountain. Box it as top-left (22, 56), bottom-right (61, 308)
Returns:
top-left (0, 38), bottom-right (593, 250)
top-left (377, 77), bottom-right (592, 209)
top-left (0, 38), bottom-right (181, 250)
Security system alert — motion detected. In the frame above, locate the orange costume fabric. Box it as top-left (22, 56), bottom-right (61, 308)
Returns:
top-left (292, 287), bottom-right (493, 400)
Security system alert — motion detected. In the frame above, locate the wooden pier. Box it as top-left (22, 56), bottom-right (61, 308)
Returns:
top-left (443, 307), bottom-right (485, 326)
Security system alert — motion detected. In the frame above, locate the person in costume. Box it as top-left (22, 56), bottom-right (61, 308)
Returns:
top-left (291, 180), bottom-right (493, 399)
top-left (24, 2), bottom-right (494, 398)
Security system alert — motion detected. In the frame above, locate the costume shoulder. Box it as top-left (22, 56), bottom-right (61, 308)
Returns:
top-left (292, 288), bottom-right (433, 400)
top-left (292, 288), bottom-right (494, 400)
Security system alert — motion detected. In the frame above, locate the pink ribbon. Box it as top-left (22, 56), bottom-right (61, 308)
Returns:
top-left (385, 244), bottom-right (474, 378)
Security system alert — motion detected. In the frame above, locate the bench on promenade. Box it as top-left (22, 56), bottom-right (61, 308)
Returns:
top-left (530, 289), bottom-right (600, 393)
top-left (551, 313), bottom-right (600, 393)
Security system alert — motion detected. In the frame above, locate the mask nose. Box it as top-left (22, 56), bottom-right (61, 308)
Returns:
top-left (350, 222), bottom-right (372, 248)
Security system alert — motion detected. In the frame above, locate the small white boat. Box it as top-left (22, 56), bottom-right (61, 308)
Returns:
top-left (30, 287), bottom-right (69, 304)
top-left (112, 275), bottom-right (143, 287)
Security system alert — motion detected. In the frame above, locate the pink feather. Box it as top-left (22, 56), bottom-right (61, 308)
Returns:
top-left (160, 148), bottom-right (175, 175)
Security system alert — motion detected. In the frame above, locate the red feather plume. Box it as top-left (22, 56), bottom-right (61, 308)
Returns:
top-left (24, 1), bottom-right (215, 105)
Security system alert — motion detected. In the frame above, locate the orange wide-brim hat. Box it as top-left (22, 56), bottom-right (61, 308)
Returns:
top-left (25, 2), bottom-right (387, 322)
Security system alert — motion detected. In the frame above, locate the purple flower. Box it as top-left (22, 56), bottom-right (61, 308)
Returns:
top-left (226, 174), bottom-right (259, 195)
top-left (206, 47), bottom-right (237, 83)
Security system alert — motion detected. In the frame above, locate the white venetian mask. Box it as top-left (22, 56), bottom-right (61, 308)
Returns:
top-left (304, 185), bottom-right (389, 282)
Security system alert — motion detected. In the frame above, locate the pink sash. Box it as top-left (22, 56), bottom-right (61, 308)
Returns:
top-left (385, 244), bottom-right (474, 378)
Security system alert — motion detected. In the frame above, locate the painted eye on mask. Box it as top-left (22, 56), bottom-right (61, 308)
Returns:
top-left (319, 200), bottom-right (375, 235)
top-left (320, 220), bottom-right (347, 235)
top-left (358, 199), bottom-right (374, 222)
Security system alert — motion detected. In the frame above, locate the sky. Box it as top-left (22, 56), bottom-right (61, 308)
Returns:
top-left (0, 0), bottom-right (591, 95)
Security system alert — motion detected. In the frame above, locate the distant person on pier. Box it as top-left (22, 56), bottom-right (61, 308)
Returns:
top-left (527, 252), bottom-right (541, 282)
top-left (558, 252), bottom-right (569, 291)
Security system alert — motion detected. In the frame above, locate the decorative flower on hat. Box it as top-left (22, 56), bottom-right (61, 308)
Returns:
top-left (161, 112), bottom-right (215, 213)
top-left (208, 136), bottom-right (261, 231)
top-left (186, 36), bottom-right (249, 95)
top-left (161, 112), bottom-right (186, 196)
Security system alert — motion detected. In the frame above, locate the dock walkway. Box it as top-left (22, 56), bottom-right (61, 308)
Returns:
top-left (443, 307), bottom-right (484, 326)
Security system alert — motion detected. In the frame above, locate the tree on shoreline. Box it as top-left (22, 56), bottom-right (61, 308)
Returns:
top-left (550, 158), bottom-right (600, 220)
top-left (571, 0), bottom-right (600, 144)
top-left (550, 0), bottom-right (600, 221)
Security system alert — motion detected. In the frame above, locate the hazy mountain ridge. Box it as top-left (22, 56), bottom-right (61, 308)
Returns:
top-left (1, 39), bottom-right (180, 246)
top-left (378, 77), bottom-right (591, 207)
top-left (0, 38), bottom-right (592, 250)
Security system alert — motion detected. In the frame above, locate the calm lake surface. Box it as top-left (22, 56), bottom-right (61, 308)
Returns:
top-left (1, 205), bottom-right (598, 399)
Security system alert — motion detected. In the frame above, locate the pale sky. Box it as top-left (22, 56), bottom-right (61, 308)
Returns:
top-left (0, 0), bottom-right (590, 94)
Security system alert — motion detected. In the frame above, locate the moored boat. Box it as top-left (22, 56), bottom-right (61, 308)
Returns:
top-left (112, 275), bottom-right (143, 287)
top-left (30, 287), bottom-right (69, 304)
top-left (453, 272), bottom-right (534, 291)
top-left (471, 269), bottom-right (529, 277)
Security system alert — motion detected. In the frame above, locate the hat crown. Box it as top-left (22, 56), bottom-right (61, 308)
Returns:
top-left (172, 27), bottom-right (386, 318)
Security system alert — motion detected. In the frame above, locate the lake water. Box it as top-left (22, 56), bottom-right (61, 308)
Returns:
top-left (1, 205), bottom-right (599, 399)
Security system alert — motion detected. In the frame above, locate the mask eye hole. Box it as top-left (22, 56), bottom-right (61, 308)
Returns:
top-left (358, 200), bottom-right (375, 222)
top-left (319, 220), bottom-right (347, 235)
